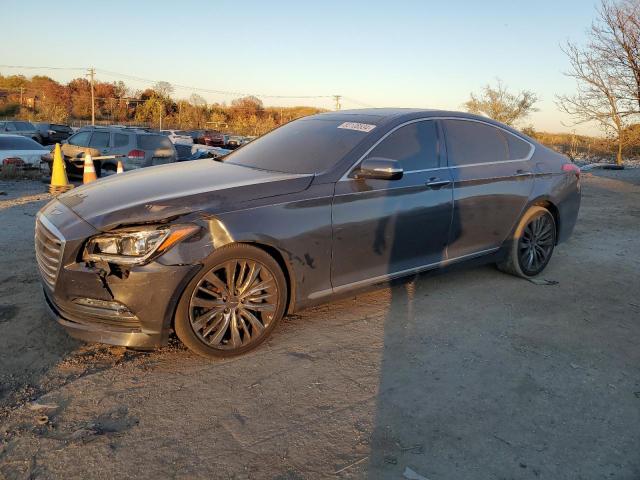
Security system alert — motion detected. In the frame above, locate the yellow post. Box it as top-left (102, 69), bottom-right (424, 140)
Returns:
top-left (49, 144), bottom-right (72, 195)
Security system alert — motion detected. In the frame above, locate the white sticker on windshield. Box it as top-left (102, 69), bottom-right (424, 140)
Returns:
top-left (337, 122), bottom-right (376, 133)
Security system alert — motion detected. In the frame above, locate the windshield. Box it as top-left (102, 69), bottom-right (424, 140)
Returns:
top-left (223, 118), bottom-right (373, 174)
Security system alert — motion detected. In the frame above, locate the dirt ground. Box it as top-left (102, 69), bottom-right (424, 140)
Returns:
top-left (0, 171), bottom-right (639, 480)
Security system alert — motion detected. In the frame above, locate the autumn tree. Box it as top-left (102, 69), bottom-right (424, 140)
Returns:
top-left (465, 79), bottom-right (538, 126)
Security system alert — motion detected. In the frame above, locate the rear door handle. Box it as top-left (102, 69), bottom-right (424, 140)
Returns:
top-left (515, 169), bottom-right (532, 177)
top-left (425, 178), bottom-right (451, 188)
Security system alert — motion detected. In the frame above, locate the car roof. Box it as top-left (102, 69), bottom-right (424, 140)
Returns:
top-left (77, 125), bottom-right (160, 135)
top-left (312, 108), bottom-right (527, 135)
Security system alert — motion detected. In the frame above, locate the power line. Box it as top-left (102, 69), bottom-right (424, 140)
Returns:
top-left (1, 64), bottom-right (334, 99)
top-left (0, 65), bottom-right (85, 71)
top-left (95, 69), bottom-right (334, 99)
top-left (0, 64), bottom-right (375, 109)
top-left (342, 96), bottom-right (376, 108)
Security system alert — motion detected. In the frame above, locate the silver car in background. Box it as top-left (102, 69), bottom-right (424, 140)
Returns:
top-left (0, 135), bottom-right (49, 167)
top-left (42, 126), bottom-right (178, 177)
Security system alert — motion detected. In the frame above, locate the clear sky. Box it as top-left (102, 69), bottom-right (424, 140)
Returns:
top-left (1, 0), bottom-right (601, 134)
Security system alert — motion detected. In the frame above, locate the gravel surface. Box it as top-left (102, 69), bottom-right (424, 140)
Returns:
top-left (0, 172), bottom-right (639, 479)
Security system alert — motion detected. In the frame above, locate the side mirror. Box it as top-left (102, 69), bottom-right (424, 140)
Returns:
top-left (353, 157), bottom-right (403, 180)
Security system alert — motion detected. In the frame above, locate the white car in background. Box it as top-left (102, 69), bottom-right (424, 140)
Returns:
top-left (160, 130), bottom-right (194, 145)
top-left (0, 134), bottom-right (49, 167)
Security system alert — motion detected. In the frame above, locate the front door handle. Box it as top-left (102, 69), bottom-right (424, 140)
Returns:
top-left (426, 178), bottom-right (451, 188)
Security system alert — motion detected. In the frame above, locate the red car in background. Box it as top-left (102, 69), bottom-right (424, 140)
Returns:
top-left (203, 130), bottom-right (226, 147)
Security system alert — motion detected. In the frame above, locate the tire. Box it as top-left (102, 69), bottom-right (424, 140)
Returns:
top-left (174, 243), bottom-right (288, 358)
top-left (497, 206), bottom-right (556, 278)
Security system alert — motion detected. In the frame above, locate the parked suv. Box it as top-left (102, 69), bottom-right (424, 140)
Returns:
top-left (0, 120), bottom-right (42, 144)
top-left (42, 126), bottom-right (177, 178)
top-left (34, 123), bottom-right (73, 145)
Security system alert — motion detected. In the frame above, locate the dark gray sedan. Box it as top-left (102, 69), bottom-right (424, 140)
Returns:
top-left (35, 109), bottom-right (581, 358)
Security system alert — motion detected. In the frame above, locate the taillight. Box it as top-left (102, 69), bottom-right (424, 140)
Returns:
top-left (127, 149), bottom-right (145, 160)
top-left (3, 157), bottom-right (25, 167)
top-left (562, 163), bottom-right (580, 178)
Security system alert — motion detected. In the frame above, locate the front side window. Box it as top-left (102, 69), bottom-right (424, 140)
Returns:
top-left (443, 120), bottom-right (508, 166)
top-left (18, 122), bottom-right (35, 131)
top-left (68, 131), bottom-right (91, 146)
top-left (89, 132), bottom-right (110, 148)
top-left (5, 123), bottom-right (17, 132)
top-left (366, 120), bottom-right (439, 171)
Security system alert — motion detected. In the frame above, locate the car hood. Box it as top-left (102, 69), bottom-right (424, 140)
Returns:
top-left (57, 159), bottom-right (314, 230)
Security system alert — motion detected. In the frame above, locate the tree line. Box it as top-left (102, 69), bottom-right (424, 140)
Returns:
top-left (0, 76), bottom-right (323, 136)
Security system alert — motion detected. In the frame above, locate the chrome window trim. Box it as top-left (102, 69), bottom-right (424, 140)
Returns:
top-left (340, 116), bottom-right (535, 181)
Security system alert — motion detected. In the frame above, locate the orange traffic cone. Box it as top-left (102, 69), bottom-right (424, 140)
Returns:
top-left (116, 160), bottom-right (124, 174)
top-left (83, 153), bottom-right (97, 184)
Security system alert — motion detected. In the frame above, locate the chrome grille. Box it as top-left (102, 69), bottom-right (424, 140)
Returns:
top-left (35, 215), bottom-right (64, 289)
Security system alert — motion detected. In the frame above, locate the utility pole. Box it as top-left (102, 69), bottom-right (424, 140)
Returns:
top-left (19, 87), bottom-right (24, 107)
top-left (333, 95), bottom-right (342, 111)
top-left (87, 67), bottom-right (96, 125)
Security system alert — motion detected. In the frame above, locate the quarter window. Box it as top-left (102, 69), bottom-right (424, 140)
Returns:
top-left (443, 120), bottom-right (508, 166)
top-left (114, 133), bottom-right (129, 147)
top-left (504, 131), bottom-right (532, 159)
top-left (366, 120), bottom-right (439, 171)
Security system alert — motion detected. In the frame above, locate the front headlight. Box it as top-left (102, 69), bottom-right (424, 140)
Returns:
top-left (83, 224), bottom-right (199, 265)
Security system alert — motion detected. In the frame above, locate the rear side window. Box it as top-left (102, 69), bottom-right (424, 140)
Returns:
top-left (366, 120), bottom-right (439, 171)
top-left (137, 135), bottom-right (173, 150)
top-left (5, 123), bottom-right (17, 132)
top-left (89, 132), bottom-right (110, 148)
top-left (443, 120), bottom-right (508, 166)
top-left (0, 136), bottom-right (45, 150)
top-left (113, 133), bottom-right (129, 147)
top-left (68, 131), bottom-right (91, 146)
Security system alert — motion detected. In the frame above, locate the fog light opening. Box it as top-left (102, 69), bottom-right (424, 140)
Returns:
top-left (72, 298), bottom-right (134, 317)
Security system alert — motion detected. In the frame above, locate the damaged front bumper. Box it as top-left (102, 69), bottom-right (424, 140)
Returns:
top-left (36, 200), bottom-right (200, 348)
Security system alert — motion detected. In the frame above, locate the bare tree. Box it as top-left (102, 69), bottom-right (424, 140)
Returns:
top-left (591, 0), bottom-right (640, 112)
top-left (557, 0), bottom-right (640, 165)
top-left (557, 42), bottom-right (628, 165)
top-left (153, 81), bottom-right (174, 99)
top-left (464, 79), bottom-right (538, 126)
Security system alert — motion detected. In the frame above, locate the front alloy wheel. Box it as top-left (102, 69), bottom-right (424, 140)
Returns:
top-left (175, 244), bottom-right (287, 358)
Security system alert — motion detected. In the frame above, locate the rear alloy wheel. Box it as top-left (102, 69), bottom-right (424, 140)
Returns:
top-left (498, 206), bottom-right (556, 278)
top-left (175, 244), bottom-right (287, 358)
